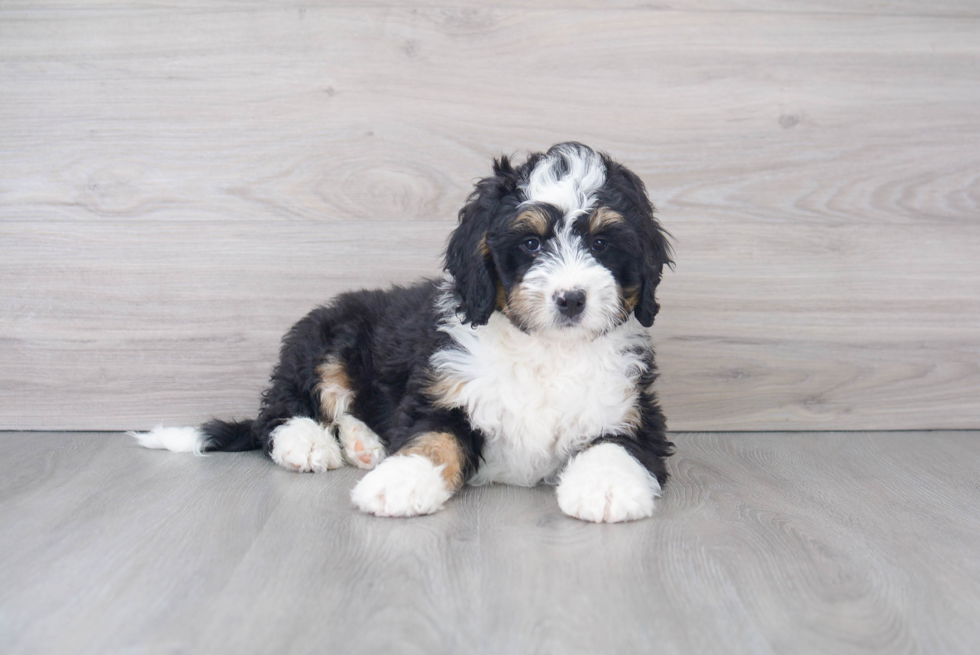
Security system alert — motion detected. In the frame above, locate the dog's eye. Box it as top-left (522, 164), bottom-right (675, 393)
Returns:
top-left (521, 237), bottom-right (541, 253)
top-left (591, 238), bottom-right (608, 253)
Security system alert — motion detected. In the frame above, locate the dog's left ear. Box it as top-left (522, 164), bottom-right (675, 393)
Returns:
top-left (445, 156), bottom-right (520, 326)
top-left (606, 162), bottom-right (673, 328)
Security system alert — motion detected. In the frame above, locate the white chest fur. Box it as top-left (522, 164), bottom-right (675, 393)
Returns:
top-left (430, 312), bottom-right (649, 486)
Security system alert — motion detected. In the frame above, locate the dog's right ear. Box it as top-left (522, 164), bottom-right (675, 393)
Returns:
top-left (444, 156), bottom-right (519, 326)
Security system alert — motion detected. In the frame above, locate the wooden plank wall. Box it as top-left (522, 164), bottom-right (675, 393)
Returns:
top-left (1, 1), bottom-right (978, 431)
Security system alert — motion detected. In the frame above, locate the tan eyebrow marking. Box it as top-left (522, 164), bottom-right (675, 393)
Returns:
top-left (513, 207), bottom-right (550, 236)
top-left (589, 207), bottom-right (625, 232)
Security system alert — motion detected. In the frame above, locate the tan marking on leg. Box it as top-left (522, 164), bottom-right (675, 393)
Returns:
top-left (425, 373), bottom-right (468, 410)
top-left (589, 207), bottom-right (625, 233)
top-left (316, 357), bottom-right (354, 423)
top-left (400, 431), bottom-right (465, 490)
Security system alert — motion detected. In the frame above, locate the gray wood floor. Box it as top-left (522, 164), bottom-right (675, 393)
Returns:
top-left (2, 431), bottom-right (978, 654)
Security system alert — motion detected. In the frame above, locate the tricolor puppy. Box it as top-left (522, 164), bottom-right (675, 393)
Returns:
top-left (132, 142), bottom-right (674, 523)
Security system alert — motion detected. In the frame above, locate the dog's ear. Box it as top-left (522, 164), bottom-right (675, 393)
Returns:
top-left (445, 156), bottom-right (519, 326)
top-left (606, 162), bottom-right (673, 328)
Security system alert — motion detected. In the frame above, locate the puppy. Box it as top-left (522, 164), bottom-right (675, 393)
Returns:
top-left (132, 142), bottom-right (674, 523)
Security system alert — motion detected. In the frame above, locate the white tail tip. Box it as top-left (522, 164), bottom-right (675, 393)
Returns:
top-left (128, 426), bottom-right (210, 455)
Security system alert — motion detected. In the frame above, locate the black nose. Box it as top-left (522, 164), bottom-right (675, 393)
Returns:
top-left (555, 289), bottom-right (587, 318)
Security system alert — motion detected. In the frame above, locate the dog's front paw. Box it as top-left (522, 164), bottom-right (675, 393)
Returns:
top-left (350, 455), bottom-right (452, 517)
top-left (556, 443), bottom-right (661, 523)
top-left (270, 417), bottom-right (344, 473)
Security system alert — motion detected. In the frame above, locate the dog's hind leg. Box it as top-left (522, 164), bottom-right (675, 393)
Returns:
top-left (335, 414), bottom-right (386, 469)
top-left (267, 416), bottom-right (344, 473)
top-left (250, 356), bottom-right (351, 474)
top-left (315, 356), bottom-right (386, 470)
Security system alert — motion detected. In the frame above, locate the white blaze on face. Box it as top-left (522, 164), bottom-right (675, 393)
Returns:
top-left (521, 143), bottom-right (607, 219)
top-left (514, 144), bottom-right (620, 335)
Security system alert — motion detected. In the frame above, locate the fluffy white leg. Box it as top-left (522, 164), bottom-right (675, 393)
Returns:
top-left (128, 426), bottom-right (210, 455)
top-left (350, 455), bottom-right (451, 517)
top-left (335, 414), bottom-right (386, 469)
top-left (556, 442), bottom-right (661, 523)
top-left (270, 417), bottom-right (344, 473)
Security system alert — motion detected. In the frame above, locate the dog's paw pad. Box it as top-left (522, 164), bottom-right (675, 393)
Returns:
top-left (353, 439), bottom-right (374, 465)
top-left (336, 414), bottom-right (386, 470)
top-left (270, 417), bottom-right (344, 473)
top-left (556, 443), bottom-right (661, 523)
top-left (350, 455), bottom-right (451, 517)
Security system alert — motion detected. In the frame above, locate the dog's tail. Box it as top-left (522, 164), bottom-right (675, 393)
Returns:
top-left (128, 418), bottom-right (260, 454)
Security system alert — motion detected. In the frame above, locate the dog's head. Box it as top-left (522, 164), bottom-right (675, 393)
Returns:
top-left (445, 142), bottom-right (672, 336)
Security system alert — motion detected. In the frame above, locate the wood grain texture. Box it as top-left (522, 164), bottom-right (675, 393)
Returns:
top-left (2, 431), bottom-right (979, 654)
top-left (3, 1), bottom-right (980, 15)
top-left (1, 4), bottom-right (978, 430)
